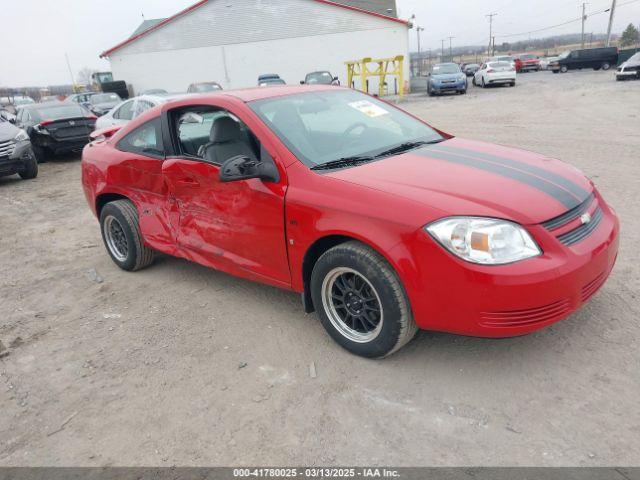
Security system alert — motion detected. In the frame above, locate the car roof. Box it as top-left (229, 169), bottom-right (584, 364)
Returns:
top-left (137, 93), bottom-right (190, 103)
top-left (167, 84), bottom-right (337, 104)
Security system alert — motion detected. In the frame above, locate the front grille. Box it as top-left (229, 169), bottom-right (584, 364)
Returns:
top-left (581, 269), bottom-right (609, 303)
top-left (0, 139), bottom-right (15, 158)
top-left (480, 298), bottom-right (572, 327)
top-left (557, 208), bottom-right (603, 246)
top-left (542, 193), bottom-right (594, 230)
top-left (541, 193), bottom-right (603, 246)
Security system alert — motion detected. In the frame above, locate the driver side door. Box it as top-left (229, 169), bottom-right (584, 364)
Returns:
top-left (161, 105), bottom-right (291, 288)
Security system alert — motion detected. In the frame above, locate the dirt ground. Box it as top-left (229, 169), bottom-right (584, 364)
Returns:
top-left (1, 70), bottom-right (638, 467)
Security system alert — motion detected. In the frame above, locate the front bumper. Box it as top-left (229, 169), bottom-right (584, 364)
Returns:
top-left (390, 191), bottom-right (619, 337)
top-left (430, 81), bottom-right (466, 92)
top-left (0, 141), bottom-right (34, 177)
top-left (616, 70), bottom-right (639, 78)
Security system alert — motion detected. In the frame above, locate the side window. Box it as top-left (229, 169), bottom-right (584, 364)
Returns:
top-left (113, 100), bottom-right (135, 120)
top-left (117, 117), bottom-right (164, 158)
top-left (172, 107), bottom-right (261, 164)
top-left (135, 100), bottom-right (155, 117)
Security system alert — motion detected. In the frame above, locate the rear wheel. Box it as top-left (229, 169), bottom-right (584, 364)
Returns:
top-left (601, 62), bottom-right (611, 71)
top-left (100, 200), bottom-right (154, 271)
top-left (510, 81), bottom-right (516, 87)
top-left (310, 241), bottom-right (417, 358)
top-left (18, 152), bottom-right (38, 180)
top-left (481, 77), bottom-right (486, 88)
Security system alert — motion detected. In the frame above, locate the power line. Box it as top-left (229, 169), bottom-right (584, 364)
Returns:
top-left (493, 0), bottom-right (640, 39)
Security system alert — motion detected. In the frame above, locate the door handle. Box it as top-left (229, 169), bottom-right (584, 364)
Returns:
top-left (175, 177), bottom-right (199, 187)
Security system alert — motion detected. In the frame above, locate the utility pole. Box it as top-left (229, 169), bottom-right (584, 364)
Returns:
top-left (486, 13), bottom-right (498, 56)
top-left (605, 0), bottom-right (617, 47)
top-left (448, 36), bottom-right (455, 58)
top-left (581, 3), bottom-right (588, 49)
top-left (441, 39), bottom-right (446, 60)
top-left (416, 26), bottom-right (424, 54)
top-left (64, 53), bottom-right (76, 90)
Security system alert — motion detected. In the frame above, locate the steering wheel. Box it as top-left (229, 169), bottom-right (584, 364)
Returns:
top-left (340, 122), bottom-right (369, 148)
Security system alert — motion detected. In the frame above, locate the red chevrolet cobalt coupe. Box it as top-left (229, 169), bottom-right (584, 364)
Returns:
top-left (82, 86), bottom-right (619, 358)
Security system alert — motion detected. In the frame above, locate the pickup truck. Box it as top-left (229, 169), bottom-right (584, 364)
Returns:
top-left (516, 54), bottom-right (541, 72)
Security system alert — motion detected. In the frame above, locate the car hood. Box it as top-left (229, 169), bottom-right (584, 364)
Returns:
top-left (327, 138), bottom-right (593, 225)
top-left (621, 59), bottom-right (640, 67)
top-left (431, 73), bottom-right (464, 81)
top-left (0, 121), bottom-right (19, 141)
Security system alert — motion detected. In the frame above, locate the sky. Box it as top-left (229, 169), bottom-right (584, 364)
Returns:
top-left (1, 0), bottom-right (638, 86)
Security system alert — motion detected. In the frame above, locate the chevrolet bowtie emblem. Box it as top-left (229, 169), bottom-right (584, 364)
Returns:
top-left (580, 212), bottom-right (592, 225)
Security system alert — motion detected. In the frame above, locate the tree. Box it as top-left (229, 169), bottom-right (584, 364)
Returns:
top-left (77, 67), bottom-right (97, 86)
top-left (620, 23), bottom-right (639, 47)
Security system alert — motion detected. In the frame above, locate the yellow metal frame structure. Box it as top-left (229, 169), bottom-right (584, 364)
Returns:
top-left (345, 55), bottom-right (405, 97)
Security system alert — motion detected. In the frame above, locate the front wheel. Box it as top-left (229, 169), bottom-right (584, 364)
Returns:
top-left (481, 77), bottom-right (486, 88)
top-left (100, 200), bottom-right (154, 271)
top-left (18, 151), bottom-right (38, 180)
top-left (560, 65), bottom-right (568, 73)
top-left (310, 241), bottom-right (417, 358)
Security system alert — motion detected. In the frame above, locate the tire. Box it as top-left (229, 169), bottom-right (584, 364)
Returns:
top-left (31, 144), bottom-right (47, 163)
top-left (602, 62), bottom-right (611, 71)
top-left (481, 77), bottom-right (486, 88)
top-left (510, 81), bottom-right (516, 87)
top-left (472, 77), bottom-right (477, 86)
top-left (310, 241), bottom-right (418, 358)
top-left (552, 70), bottom-right (559, 74)
top-left (99, 200), bottom-right (154, 271)
top-left (18, 151), bottom-right (38, 180)
top-left (560, 65), bottom-right (568, 73)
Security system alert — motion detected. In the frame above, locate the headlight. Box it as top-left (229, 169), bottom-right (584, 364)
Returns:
top-left (14, 129), bottom-right (29, 142)
top-left (425, 217), bottom-right (541, 265)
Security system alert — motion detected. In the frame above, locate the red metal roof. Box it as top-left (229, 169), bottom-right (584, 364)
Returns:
top-left (100, 0), bottom-right (409, 58)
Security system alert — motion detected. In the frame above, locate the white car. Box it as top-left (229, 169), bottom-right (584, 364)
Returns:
top-left (94, 93), bottom-right (186, 130)
top-left (539, 56), bottom-right (559, 70)
top-left (473, 61), bottom-right (517, 88)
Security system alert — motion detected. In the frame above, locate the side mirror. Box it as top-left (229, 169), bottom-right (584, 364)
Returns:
top-left (219, 155), bottom-right (279, 183)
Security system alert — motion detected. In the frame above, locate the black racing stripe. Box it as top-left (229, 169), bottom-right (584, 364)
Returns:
top-left (433, 145), bottom-right (591, 201)
top-left (417, 148), bottom-right (581, 209)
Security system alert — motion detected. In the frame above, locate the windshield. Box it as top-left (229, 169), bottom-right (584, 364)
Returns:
top-left (488, 61), bottom-right (511, 69)
top-left (558, 51), bottom-right (571, 59)
top-left (91, 93), bottom-right (120, 104)
top-left (260, 79), bottom-right (286, 86)
top-left (34, 105), bottom-right (88, 121)
top-left (520, 54), bottom-right (536, 60)
top-left (496, 56), bottom-right (514, 62)
top-left (628, 52), bottom-right (640, 63)
top-left (192, 83), bottom-right (222, 92)
top-left (432, 64), bottom-right (461, 75)
top-left (305, 72), bottom-right (333, 84)
top-left (249, 90), bottom-right (444, 168)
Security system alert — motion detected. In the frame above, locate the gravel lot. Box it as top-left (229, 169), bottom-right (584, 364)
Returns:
top-left (0, 69), bottom-right (638, 466)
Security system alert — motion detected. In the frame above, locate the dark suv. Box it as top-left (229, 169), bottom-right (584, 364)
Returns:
top-left (550, 47), bottom-right (618, 73)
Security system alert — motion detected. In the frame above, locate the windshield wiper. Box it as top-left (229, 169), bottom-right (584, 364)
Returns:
top-left (310, 156), bottom-right (374, 171)
top-left (373, 139), bottom-right (445, 159)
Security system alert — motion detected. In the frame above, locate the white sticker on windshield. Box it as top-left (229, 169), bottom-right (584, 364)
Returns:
top-left (348, 100), bottom-right (389, 118)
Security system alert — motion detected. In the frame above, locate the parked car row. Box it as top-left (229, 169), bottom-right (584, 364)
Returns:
top-left (427, 60), bottom-right (516, 96)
